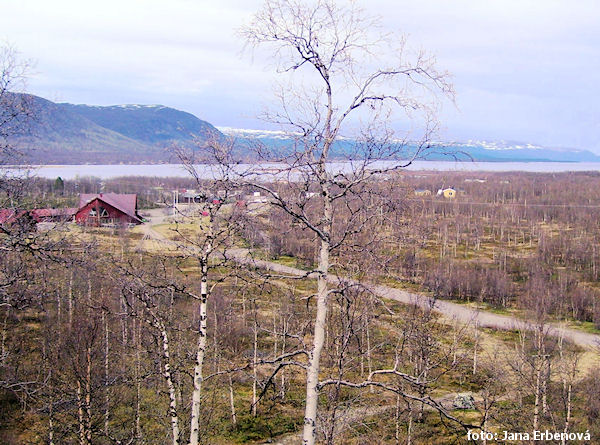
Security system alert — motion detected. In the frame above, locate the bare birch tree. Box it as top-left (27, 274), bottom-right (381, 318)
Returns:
top-left (120, 259), bottom-right (184, 445)
top-left (0, 43), bottom-right (32, 166)
top-left (239, 1), bottom-right (453, 442)
top-left (172, 145), bottom-right (242, 445)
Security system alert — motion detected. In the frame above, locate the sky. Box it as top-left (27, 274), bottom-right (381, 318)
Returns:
top-left (1, 0), bottom-right (599, 152)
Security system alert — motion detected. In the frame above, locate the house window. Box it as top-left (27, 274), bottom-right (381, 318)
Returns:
top-left (88, 206), bottom-right (108, 220)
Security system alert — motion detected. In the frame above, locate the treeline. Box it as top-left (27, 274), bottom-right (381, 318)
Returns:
top-left (260, 171), bottom-right (600, 326)
top-left (4, 176), bottom-right (201, 210)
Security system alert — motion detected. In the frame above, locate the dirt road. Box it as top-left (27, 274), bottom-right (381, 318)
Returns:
top-left (230, 250), bottom-right (600, 348)
top-left (141, 211), bottom-right (600, 349)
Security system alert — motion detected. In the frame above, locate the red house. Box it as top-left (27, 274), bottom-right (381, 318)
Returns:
top-left (75, 193), bottom-right (142, 227)
top-left (0, 209), bottom-right (27, 224)
top-left (0, 209), bottom-right (34, 227)
top-left (31, 207), bottom-right (77, 223)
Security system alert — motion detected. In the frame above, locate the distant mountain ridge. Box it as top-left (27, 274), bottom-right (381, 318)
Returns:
top-left (10, 94), bottom-right (222, 163)
top-left (5, 93), bottom-right (600, 164)
top-left (219, 127), bottom-right (600, 163)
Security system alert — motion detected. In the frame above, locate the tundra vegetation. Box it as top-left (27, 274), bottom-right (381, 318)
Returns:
top-left (2, 1), bottom-right (600, 443)
top-left (1, 170), bottom-right (600, 444)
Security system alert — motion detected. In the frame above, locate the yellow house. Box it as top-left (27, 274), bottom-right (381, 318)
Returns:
top-left (437, 187), bottom-right (456, 198)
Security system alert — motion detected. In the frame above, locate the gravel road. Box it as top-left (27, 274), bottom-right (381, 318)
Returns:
top-left (230, 250), bottom-right (600, 349)
top-left (142, 211), bottom-right (600, 349)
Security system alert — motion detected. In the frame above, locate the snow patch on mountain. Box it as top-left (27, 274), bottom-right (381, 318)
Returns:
top-left (217, 126), bottom-right (300, 140)
top-left (217, 128), bottom-right (583, 153)
top-left (114, 104), bottom-right (166, 110)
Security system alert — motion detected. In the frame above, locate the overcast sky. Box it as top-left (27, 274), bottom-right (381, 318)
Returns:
top-left (1, 0), bottom-right (599, 151)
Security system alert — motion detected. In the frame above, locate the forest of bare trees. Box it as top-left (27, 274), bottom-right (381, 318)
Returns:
top-left (2, 1), bottom-right (600, 444)
top-left (2, 169), bottom-right (600, 444)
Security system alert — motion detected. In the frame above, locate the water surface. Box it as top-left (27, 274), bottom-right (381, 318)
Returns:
top-left (9, 161), bottom-right (600, 180)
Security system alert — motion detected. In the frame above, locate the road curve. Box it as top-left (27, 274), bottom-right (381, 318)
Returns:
top-left (139, 212), bottom-right (600, 350)
top-left (231, 250), bottom-right (600, 349)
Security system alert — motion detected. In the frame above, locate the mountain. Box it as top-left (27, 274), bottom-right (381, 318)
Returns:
top-left (9, 94), bottom-right (223, 164)
top-left (445, 140), bottom-right (600, 163)
top-left (7, 94), bottom-right (600, 164)
top-left (60, 103), bottom-right (218, 145)
top-left (219, 127), bottom-right (600, 163)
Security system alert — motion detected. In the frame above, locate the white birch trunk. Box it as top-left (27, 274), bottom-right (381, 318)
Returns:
top-left (360, 326), bottom-right (365, 377)
top-left (85, 346), bottom-right (92, 445)
top-left (103, 311), bottom-right (110, 436)
top-left (213, 309), bottom-right (219, 373)
top-left (534, 331), bottom-right (542, 432)
top-left (159, 321), bottom-right (180, 445)
top-left (48, 368), bottom-right (55, 445)
top-left (121, 290), bottom-right (128, 346)
top-left (77, 379), bottom-right (87, 445)
top-left (407, 401), bottom-right (413, 445)
top-left (56, 288), bottom-right (61, 343)
top-left (534, 363), bottom-right (541, 431)
top-left (562, 380), bottom-right (572, 445)
top-left (252, 300), bottom-right (258, 417)
top-left (68, 270), bottom-right (74, 330)
top-left (228, 374), bottom-right (237, 426)
top-left (189, 261), bottom-right (208, 445)
top-left (366, 321), bottom-right (373, 393)
top-left (135, 319), bottom-right (141, 441)
top-left (302, 237), bottom-right (330, 445)
top-left (48, 406), bottom-right (55, 445)
top-left (542, 356), bottom-right (549, 414)
top-left (473, 321), bottom-right (479, 374)
top-left (280, 316), bottom-right (287, 400)
top-left (273, 313), bottom-right (278, 357)
top-left (394, 393), bottom-right (401, 445)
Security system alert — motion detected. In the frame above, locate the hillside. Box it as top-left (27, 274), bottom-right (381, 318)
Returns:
top-left (9, 94), bottom-right (223, 164)
top-left (60, 103), bottom-right (219, 145)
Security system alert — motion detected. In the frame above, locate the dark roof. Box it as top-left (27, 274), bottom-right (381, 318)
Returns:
top-left (31, 208), bottom-right (77, 218)
top-left (79, 193), bottom-right (141, 222)
top-left (0, 209), bottom-right (29, 224)
top-left (0, 209), bottom-right (16, 224)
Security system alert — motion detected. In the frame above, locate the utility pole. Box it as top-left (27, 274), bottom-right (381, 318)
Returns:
top-left (173, 190), bottom-right (179, 216)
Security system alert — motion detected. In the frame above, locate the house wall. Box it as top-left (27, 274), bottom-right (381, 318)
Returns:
top-left (443, 189), bottom-right (456, 198)
top-left (75, 199), bottom-right (137, 226)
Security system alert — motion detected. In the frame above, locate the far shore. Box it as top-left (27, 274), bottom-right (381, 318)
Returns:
top-left (3, 160), bottom-right (600, 180)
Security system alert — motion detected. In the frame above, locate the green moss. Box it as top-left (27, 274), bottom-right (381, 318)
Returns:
top-left (226, 413), bottom-right (302, 443)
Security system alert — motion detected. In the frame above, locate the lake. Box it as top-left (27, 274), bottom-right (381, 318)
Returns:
top-left (7, 161), bottom-right (600, 180)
